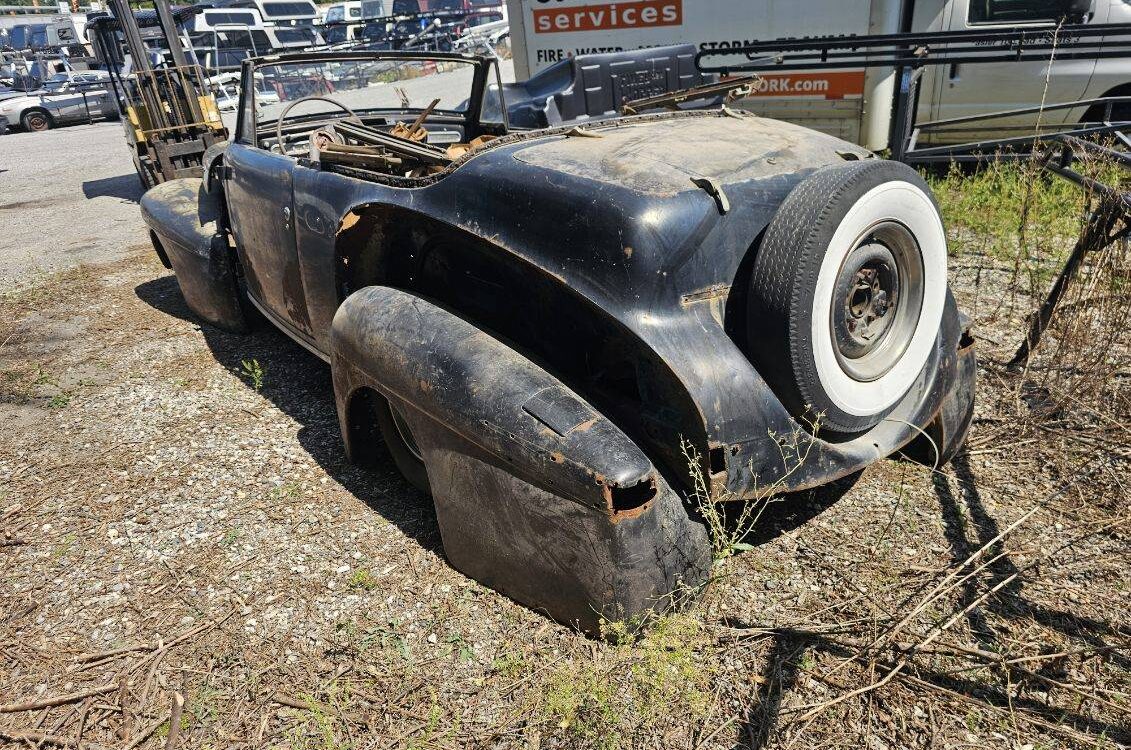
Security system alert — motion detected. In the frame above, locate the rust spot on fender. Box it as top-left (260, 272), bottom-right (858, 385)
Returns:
top-left (681, 284), bottom-right (731, 307)
top-left (337, 211), bottom-right (361, 235)
top-left (602, 476), bottom-right (658, 524)
top-left (573, 418), bottom-right (599, 433)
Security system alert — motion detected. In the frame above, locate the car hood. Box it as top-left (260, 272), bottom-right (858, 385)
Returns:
top-left (0, 90), bottom-right (41, 102)
top-left (506, 112), bottom-right (872, 197)
top-left (0, 95), bottom-right (38, 110)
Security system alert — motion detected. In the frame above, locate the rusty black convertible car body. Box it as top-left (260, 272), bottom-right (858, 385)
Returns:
top-left (140, 49), bottom-right (976, 630)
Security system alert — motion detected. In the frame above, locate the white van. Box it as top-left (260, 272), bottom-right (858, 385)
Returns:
top-left (323, 1), bottom-right (364, 23)
top-left (186, 8), bottom-right (272, 72)
top-left (506, 0), bottom-right (1131, 150)
top-left (232, 0), bottom-right (322, 29)
top-left (322, 1), bottom-right (365, 42)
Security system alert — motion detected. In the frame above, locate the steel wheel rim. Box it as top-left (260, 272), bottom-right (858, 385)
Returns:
top-left (26, 113), bottom-right (47, 131)
top-left (830, 220), bottom-right (925, 382)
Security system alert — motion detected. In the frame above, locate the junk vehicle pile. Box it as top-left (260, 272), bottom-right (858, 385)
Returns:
top-left (0, 0), bottom-right (509, 134)
top-left (88, 0), bottom-right (228, 186)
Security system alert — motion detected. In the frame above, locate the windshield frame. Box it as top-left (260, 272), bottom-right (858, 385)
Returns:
top-left (236, 50), bottom-right (506, 147)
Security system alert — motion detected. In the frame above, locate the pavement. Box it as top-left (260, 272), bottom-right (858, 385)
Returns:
top-left (0, 121), bottom-right (148, 291)
top-left (0, 58), bottom-right (516, 293)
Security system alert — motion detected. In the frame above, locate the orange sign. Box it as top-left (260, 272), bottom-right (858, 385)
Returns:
top-left (744, 71), bottom-right (866, 100)
top-left (533, 0), bottom-right (682, 33)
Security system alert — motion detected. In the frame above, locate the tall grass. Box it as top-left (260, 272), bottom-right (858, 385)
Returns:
top-left (927, 152), bottom-right (1131, 454)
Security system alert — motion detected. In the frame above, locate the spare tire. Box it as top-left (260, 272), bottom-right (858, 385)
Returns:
top-left (746, 160), bottom-right (948, 435)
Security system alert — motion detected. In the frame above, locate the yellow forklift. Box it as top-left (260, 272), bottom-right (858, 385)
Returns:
top-left (87, 0), bottom-right (226, 189)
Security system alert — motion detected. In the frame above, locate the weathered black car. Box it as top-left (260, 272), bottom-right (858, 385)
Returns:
top-left (141, 50), bottom-right (976, 631)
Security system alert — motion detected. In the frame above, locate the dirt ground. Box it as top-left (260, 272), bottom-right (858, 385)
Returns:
top-left (0, 130), bottom-right (1128, 749)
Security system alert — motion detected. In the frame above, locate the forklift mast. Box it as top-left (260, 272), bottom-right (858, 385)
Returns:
top-left (91, 0), bottom-right (228, 188)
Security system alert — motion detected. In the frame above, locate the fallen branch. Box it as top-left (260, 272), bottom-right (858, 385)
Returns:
top-left (164, 691), bottom-right (185, 750)
top-left (0, 728), bottom-right (110, 749)
top-left (76, 644), bottom-right (152, 664)
top-left (0, 683), bottom-right (117, 713)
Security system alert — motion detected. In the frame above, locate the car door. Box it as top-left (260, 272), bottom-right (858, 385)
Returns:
top-left (69, 78), bottom-right (107, 122)
top-left (223, 83), bottom-right (313, 340)
top-left (931, 0), bottom-right (1102, 130)
top-left (47, 83), bottom-right (88, 124)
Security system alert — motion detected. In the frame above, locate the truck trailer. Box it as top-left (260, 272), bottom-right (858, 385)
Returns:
top-left (505, 0), bottom-right (1131, 150)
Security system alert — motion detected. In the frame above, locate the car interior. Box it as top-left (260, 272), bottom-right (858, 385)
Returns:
top-left (250, 54), bottom-right (507, 178)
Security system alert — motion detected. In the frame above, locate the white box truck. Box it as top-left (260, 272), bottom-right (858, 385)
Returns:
top-left (505, 0), bottom-right (1131, 150)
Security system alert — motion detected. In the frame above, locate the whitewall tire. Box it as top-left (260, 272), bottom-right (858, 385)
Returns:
top-left (745, 160), bottom-right (948, 435)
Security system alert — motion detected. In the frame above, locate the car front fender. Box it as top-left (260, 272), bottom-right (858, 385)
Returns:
top-left (330, 286), bottom-right (713, 631)
top-left (140, 178), bottom-right (248, 333)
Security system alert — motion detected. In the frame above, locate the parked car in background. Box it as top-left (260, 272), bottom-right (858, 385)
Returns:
top-left (40, 69), bottom-right (111, 92)
top-left (322, 0), bottom-right (364, 42)
top-left (4, 17), bottom-right (82, 52)
top-left (186, 5), bottom-right (272, 69)
top-left (229, 0), bottom-right (322, 29)
top-left (0, 67), bottom-right (107, 100)
top-left (265, 24), bottom-right (324, 49)
top-left (209, 70), bottom-right (280, 110)
top-left (0, 70), bottom-right (115, 131)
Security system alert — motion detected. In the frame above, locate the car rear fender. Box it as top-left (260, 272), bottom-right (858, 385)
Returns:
top-left (330, 286), bottom-right (713, 631)
top-left (139, 178), bottom-right (248, 333)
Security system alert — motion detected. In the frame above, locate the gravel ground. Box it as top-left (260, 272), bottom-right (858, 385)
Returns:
top-left (0, 117), bottom-right (1128, 749)
top-left (0, 122), bottom-right (145, 291)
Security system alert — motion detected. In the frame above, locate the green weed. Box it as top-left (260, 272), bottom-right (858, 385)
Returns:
top-left (926, 159), bottom-right (1084, 263)
top-left (286, 692), bottom-right (349, 750)
top-left (46, 394), bottom-right (70, 409)
top-left (240, 358), bottom-right (265, 391)
top-left (347, 569), bottom-right (378, 591)
top-left (539, 614), bottom-right (714, 750)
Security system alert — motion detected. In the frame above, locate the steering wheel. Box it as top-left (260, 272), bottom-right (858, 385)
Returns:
top-left (274, 95), bottom-right (358, 153)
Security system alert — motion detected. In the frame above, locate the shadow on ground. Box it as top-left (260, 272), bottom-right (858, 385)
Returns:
top-left (134, 274), bottom-right (865, 581)
top-left (722, 455), bottom-right (1130, 749)
top-left (934, 453), bottom-right (1131, 673)
top-left (83, 172), bottom-right (144, 203)
top-left (134, 273), bottom-right (441, 555)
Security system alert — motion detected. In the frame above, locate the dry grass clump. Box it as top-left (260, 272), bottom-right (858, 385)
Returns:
top-left (929, 151), bottom-right (1131, 474)
top-left (540, 615), bottom-right (715, 750)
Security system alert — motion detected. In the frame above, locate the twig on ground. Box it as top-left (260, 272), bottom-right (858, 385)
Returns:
top-left (0, 728), bottom-right (110, 749)
top-left (0, 684), bottom-right (117, 713)
top-left (164, 691), bottom-right (185, 750)
top-left (75, 644), bottom-right (152, 665)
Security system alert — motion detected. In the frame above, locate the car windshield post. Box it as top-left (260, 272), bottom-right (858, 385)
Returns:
top-left (490, 57), bottom-right (507, 131)
top-left (236, 59), bottom-right (255, 144)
